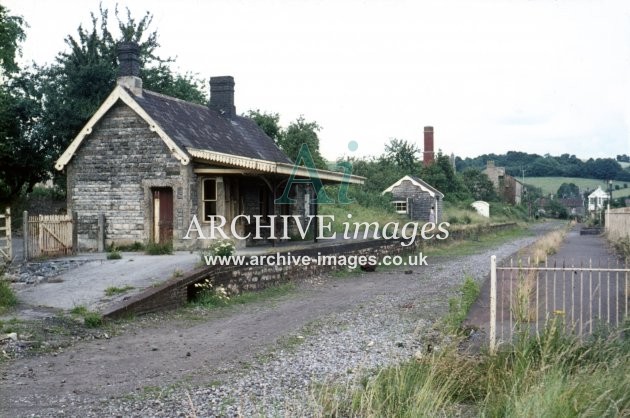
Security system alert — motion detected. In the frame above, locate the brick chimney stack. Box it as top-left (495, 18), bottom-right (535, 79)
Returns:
top-left (209, 76), bottom-right (235, 117)
top-left (116, 42), bottom-right (142, 96)
top-left (423, 126), bottom-right (434, 167)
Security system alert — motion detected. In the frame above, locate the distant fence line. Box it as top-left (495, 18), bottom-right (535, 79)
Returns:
top-left (605, 207), bottom-right (630, 241)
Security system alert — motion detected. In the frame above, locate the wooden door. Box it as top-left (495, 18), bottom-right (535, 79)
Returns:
top-left (152, 188), bottom-right (173, 244)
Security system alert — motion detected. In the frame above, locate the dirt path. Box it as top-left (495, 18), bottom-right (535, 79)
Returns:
top-left (0, 224), bottom-right (555, 417)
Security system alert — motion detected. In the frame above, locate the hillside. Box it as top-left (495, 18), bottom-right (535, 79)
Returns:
top-left (525, 177), bottom-right (630, 198)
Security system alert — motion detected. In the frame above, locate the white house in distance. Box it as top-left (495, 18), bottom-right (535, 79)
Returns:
top-left (587, 187), bottom-right (610, 211)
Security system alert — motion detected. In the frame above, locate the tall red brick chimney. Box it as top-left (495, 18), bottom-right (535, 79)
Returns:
top-left (423, 126), bottom-right (434, 167)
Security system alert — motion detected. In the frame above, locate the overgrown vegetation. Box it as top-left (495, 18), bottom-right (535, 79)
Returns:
top-left (106, 250), bottom-right (122, 260)
top-left (0, 277), bottom-right (18, 313)
top-left (145, 241), bottom-right (173, 255)
top-left (191, 282), bottom-right (294, 309)
top-left (613, 236), bottom-right (630, 261)
top-left (444, 276), bottom-right (480, 332)
top-left (70, 305), bottom-right (103, 328)
top-left (317, 319), bottom-right (630, 417)
top-left (104, 285), bottom-right (134, 296)
top-left (512, 227), bottom-right (568, 323)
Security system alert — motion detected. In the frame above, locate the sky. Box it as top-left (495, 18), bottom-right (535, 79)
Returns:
top-left (5, 0), bottom-right (630, 161)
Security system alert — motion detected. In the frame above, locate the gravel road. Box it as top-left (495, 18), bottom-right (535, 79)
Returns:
top-left (0, 224), bottom-right (556, 417)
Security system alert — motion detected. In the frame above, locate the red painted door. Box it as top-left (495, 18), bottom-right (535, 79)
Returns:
top-left (153, 188), bottom-right (173, 244)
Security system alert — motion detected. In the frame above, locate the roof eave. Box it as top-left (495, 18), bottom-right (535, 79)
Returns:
top-left (54, 86), bottom-right (191, 171)
top-left (189, 148), bottom-right (365, 185)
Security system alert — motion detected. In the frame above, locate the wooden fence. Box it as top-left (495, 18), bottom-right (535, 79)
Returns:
top-left (605, 207), bottom-right (630, 241)
top-left (0, 208), bottom-right (11, 262)
top-left (24, 212), bottom-right (74, 260)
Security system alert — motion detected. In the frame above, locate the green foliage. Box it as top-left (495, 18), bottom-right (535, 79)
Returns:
top-left (207, 239), bottom-right (235, 257)
top-left (0, 5), bottom-right (26, 76)
top-left (421, 153), bottom-right (470, 201)
top-left (0, 278), bottom-right (18, 313)
top-left (546, 199), bottom-right (569, 219)
top-left (556, 182), bottom-right (580, 198)
top-left (70, 305), bottom-right (89, 316)
top-left (458, 151), bottom-right (630, 182)
top-left (461, 168), bottom-right (497, 201)
top-left (192, 283), bottom-right (294, 309)
top-left (444, 276), bottom-right (480, 332)
top-left (280, 116), bottom-right (327, 169)
top-left (1, 5), bottom-right (207, 202)
top-left (70, 305), bottom-right (103, 327)
top-left (110, 241), bottom-right (144, 252)
top-left (104, 285), bottom-right (134, 296)
top-left (106, 250), bottom-right (122, 260)
top-left (319, 320), bottom-right (630, 417)
top-left (145, 241), bottom-right (173, 255)
top-left (83, 311), bottom-right (103, 328)
top-left (245, 109), bottom-right (283, 144)
top-left (384, 138), bottom-right (421, 174)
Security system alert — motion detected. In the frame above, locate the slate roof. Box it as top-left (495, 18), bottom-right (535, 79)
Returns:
top-left (134, 89), bottom-right (292, 164)
top-left (408, 175), bottom-right (444, 198)
top-left (382, 175), bottom-right (444, 198)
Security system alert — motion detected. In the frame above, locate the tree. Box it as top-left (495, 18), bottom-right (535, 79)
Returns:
top-left (421, 153), bottom-right (469, 201)
top-left (0, 5), bottom-right (26, 76)
top-left (461, 168), bottom-right (497, 201)
top-left (246, 109), bottom-right (283, 145)
top-left (280, 116), bottom-right (327, 169)
top-left (556, 182), bottom-right (579, 198)
top-left (32, 6), bottom-right (207, 188)
top-left (384, 138), bottom-right (420, 174)
top-left (0, 6), bottom-right (42, 204)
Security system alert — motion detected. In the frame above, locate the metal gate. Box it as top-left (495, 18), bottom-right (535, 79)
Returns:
top-left (26, 213), bottom-right (73, 259)
top-left (0, 208), bottom-right (11, 262)
top-left (489, 255), bottom-right (629, 352)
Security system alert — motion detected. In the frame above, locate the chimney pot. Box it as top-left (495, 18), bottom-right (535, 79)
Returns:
top-left (423, 126), bottom-right (434, 167)
top-left (116, 42), bottom-right (142, 96)
top-left (209, 76), bottom-right (235, 117)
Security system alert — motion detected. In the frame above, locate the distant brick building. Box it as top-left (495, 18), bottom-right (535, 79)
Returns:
top-left (482, 161), bottom-right (523, 205)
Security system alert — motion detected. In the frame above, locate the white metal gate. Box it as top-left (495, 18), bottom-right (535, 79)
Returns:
top-left (489, 255), bottom-right (629, 352)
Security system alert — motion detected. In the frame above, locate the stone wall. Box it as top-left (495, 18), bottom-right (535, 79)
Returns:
top-left (66, 102), bottom-right (195, 250)
top-left (102, 238), bottom-right (413, 318)
top-left (102, 222), bottom-right (517, 319)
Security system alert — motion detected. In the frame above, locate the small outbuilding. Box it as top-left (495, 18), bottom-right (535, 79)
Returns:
top-left (471, 201), bottom-right (490, 218)
top-left (587, 187), bottom-right (609, 212)
top-left (382, 175), bottom-right (444, 222)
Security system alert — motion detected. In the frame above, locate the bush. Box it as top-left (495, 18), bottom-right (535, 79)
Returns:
top-left (208, 239), bottom-right (235, 257)
top-left (83, 312), bottom-right (103, 328)
top-left (145, 241), bottom-right (173, 255)
top-left (106, 250), bottom-right (122, 260)
top-left (447, 215), bottom-right (459, 224)
top-left (0, 279), bottom-right (18, 312)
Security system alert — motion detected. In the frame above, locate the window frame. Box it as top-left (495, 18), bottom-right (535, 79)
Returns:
top-left (392, 200), bottom-right (407, 214)
top-left (202, 178), bottom-right (218, 222)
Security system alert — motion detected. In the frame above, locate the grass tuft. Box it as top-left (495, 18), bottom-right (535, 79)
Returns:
top-left (106, 250), bottom-right (122, 260)
top-left (317, 319), bottom-right (630, 417)
top-left (0, 278), bottom-right (18, 313)
top-left (146, 242), bottom-right (173, 255)
top-left (104, 285), bottom-right (134, 296)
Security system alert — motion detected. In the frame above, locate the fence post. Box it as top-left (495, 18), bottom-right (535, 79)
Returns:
top-left (72, 211), bottom-right (78, 254)
top-left (97, 212), bottom-right (105, 252)
top-left (490, 255), bottom-right (497, 354)
top-left (5, 208), bottom-right (11, 261)
top-left (22, 210), bottom-right (28, 261)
